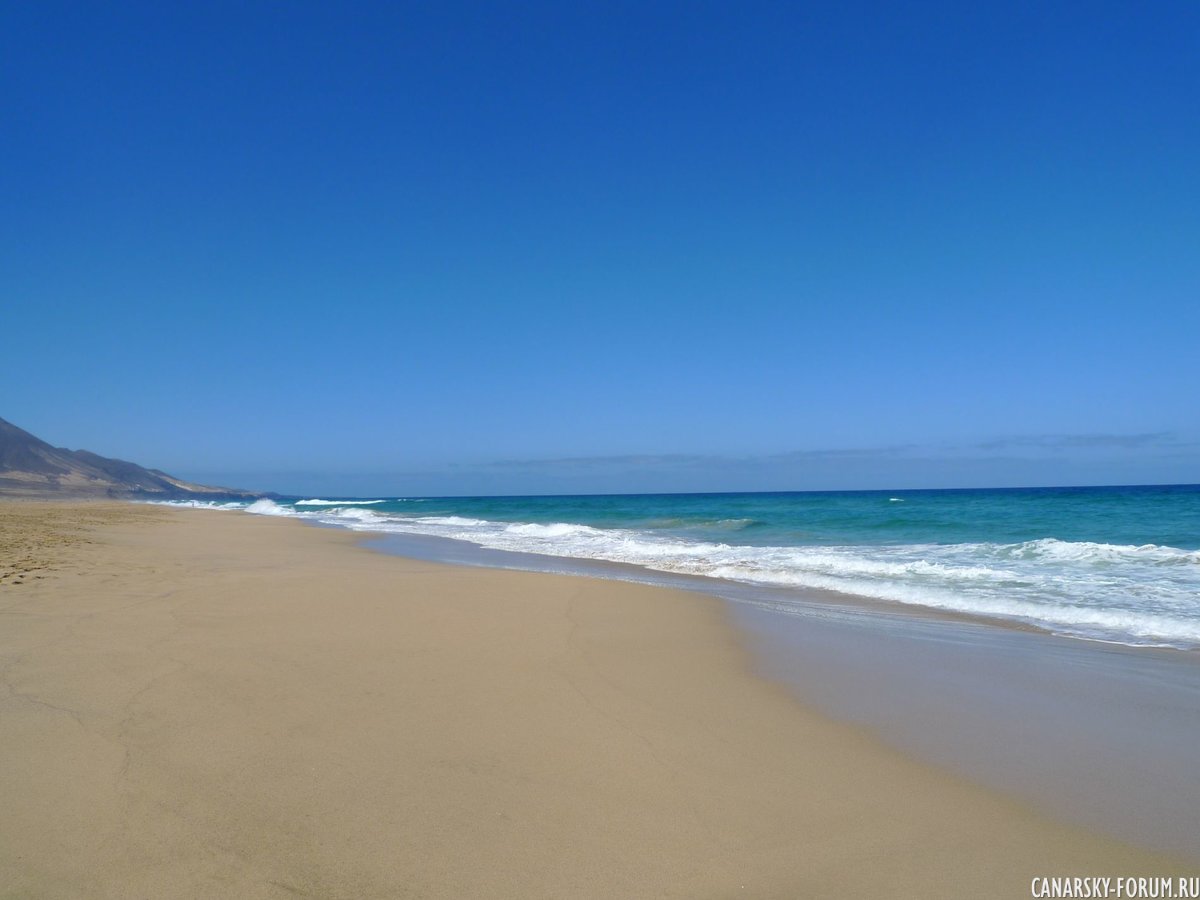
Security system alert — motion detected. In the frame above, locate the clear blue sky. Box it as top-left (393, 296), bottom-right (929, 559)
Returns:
top-left (3, 2), bottom-right (1197, 495)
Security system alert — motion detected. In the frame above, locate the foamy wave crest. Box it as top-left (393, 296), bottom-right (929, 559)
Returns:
top-left (143, 499), bottom-right (248, 510)
top-left (996, 539), bottom-right (1200, 566)
top-left (716, 518), bottom-right (756, 529)
top-left (295, 498), bottom-right (387, 506)
top-left (505, 522), bottom-right (597, 538)
top-left (320, 507), bottom-right (386, 524)
top-left (245, 499), bottom-right (295, 517)
top-left (414, 515), bottom-right (491, 527)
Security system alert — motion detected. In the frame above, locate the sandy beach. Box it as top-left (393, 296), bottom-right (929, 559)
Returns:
top-left (0, 502), bottom-right (1189, 898)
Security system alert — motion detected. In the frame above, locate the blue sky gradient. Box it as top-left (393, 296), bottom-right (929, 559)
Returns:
top-left (3, 2), bottom-right (1197, 494)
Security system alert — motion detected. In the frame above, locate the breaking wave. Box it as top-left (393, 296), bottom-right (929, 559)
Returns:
top-left (295, 498), bottom-right (388, 506)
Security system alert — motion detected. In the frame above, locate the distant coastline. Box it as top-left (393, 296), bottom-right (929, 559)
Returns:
top-left (0, 416), bottom-right (263, 501)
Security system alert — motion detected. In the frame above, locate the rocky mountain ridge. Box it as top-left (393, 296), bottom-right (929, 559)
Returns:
top-left (0, 416), bottom-right (260, 499)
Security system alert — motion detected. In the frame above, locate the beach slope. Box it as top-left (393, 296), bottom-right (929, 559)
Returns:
top-left (0, 502), bottom-right (1185, 898)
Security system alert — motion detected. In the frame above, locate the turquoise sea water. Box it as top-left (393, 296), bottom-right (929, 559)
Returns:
top-left (163, 484), bottom-right (1200, 647)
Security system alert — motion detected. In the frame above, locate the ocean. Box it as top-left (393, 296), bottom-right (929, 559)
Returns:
top-left (162, 484), bottom-right (1200, 648)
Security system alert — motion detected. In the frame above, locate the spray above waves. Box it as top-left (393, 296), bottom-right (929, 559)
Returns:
top-left (244, 498), bottom-right (295, 516)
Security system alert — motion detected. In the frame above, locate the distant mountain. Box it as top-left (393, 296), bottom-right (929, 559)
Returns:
top-left (0, 416), bottom-right (261, 499)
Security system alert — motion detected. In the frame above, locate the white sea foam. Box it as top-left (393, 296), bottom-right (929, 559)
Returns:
top-left (244, 498), bottom-right (293, 516)
top-left (149, 498), bottom-right (1200, 647)
top-left (505, 522), bottom-right (595, 538)
top-left (413, 515), bottom-right (492, 527)
top-left (996, 538), bottom-right (1200, 565)
top-left (295, 498), bottom-right (387, 506)
top-left (320, 507), bottom-right (387, 524)
top-left (143, 499), bottom-right (246, 510)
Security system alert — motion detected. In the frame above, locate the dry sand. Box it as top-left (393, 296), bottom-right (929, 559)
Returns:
top-left (0, 502), bottom-right (1189, 898)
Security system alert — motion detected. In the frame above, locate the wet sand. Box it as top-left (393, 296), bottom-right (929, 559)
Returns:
top-left (368, 528), bottom-right (1200, 861)
top-left (0, 502), bottom-right (1190, 897)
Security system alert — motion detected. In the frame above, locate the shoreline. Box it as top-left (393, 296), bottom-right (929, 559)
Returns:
top-left (363, 527), bottom-right (1200, 860)
top-left (359, 527), bottom-right (1188, 652)
top-left (154, 494), bottom-right (1200, 652)
top-left (1, 501), bottom-right (1193, 897)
